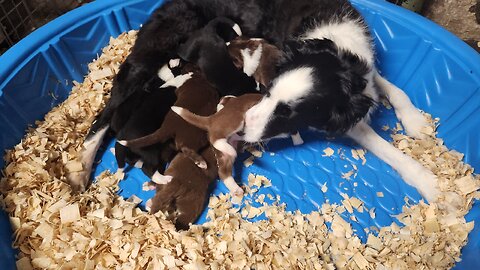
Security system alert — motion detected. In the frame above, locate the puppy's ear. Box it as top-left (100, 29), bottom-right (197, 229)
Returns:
top-left (211, 17), bottom-right (241, 42)
top-left (178, 39), bottom-right (199, 62)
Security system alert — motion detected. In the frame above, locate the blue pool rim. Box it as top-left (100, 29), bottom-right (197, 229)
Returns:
top-left (0, 0), bottom-right (479, 269)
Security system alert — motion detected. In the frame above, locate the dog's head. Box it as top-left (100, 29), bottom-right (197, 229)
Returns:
top-left (242, 39), bottom-right (373, 142)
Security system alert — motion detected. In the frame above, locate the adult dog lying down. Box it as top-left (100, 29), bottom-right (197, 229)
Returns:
top-left (70, 0), bottom-right (439, 202)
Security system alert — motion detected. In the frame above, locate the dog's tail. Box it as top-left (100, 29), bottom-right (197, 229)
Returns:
top-left (171, 106), bottom-right (210, 131)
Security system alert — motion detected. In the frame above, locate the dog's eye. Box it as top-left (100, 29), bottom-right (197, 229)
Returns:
top-left (274, 103), bottom-right (292, 117)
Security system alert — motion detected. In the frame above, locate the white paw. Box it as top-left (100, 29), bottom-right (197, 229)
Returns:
top-left (402, 165), bottom-right (439, 203)
top-left (146, 199), bottom-right (152, 212)
top-left (399, 109), bottom-right (429, 139)
top-left (291, 132), bottom-right (304, 146)
top-left (223, 176), bottom-right (244, 196)
top-left (152, 171), bottom-right (173, 185)
top-left (169, 58), bottom-right (180, 68)
top-left (195, 160), bottom-right (208, 170)
top-left (232, 186), bottom-right (244, 197)
top-left (118, 140), bottom-right (128, 146)
top-left (134, 160), bottom-right (144, 168)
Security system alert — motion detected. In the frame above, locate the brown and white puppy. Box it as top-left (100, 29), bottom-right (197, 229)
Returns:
top-left (119, 63), bottom-right (218, 184)
top-left (146, 146), bottom-right (218, 230)
top-left (172, 94), bottom-right (262, 196)
top-left (227, 37), bottom-right (283, 89)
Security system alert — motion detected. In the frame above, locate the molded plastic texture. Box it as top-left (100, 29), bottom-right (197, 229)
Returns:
top-left (0, 0), bottom-right (478, 269)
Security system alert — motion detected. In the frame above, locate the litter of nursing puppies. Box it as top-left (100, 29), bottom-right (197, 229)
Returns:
top-left (0, 31), bottom-right (479, 269)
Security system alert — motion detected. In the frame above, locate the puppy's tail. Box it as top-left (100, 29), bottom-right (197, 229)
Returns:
top-left (119, 125), bottom-right (170, 149)
top-left (171, 106), bottom-right (210, 131)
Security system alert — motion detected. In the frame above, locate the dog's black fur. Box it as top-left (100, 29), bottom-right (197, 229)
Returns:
top-left (259, 39), bottom-right (374, 140)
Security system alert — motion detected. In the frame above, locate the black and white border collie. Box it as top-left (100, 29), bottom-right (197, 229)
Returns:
top-left (242, 11), bottom-right (438, 201)
top-left (71, 0), bottom-right (439, 202)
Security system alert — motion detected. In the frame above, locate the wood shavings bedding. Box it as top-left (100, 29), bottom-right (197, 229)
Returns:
top-left (0, 31), bottom-right (479, 270)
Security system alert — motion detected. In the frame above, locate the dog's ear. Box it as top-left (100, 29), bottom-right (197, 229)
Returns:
top-left (325, 93), bottom-right (374, 134)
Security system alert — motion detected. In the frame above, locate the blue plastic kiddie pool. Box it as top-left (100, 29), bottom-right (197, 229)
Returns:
top-left (0, 0), bottom-right (479, 269)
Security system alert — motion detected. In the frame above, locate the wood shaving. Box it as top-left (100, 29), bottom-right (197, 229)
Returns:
top-left (351, 149), bottom-right (367, 165)
top-left (0, 31), bottom-right (478, 270)
top-left (323, 147), bottom-right (335, 157)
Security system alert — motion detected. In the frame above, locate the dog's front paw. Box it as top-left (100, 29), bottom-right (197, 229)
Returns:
top-left (400, 109), bottom-right (430, 139)
top-left (405, 166), bottom-right (440, 203)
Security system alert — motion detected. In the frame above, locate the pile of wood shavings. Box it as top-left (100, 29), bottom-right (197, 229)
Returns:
top-left (1, 31), bottom-right (480, 270)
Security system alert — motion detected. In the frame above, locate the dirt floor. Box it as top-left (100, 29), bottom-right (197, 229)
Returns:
top-left (423, 0), bottom-right (480, 52)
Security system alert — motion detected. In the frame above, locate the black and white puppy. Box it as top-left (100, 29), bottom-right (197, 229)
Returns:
top-left (242, 10), bottom-right (438, 201)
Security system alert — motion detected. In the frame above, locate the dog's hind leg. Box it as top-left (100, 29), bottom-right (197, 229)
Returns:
top-left (347, 121), bottom-right (439, 202)
top-left (67, 125), bottom-right (109, 192)
top-left (216, 150), bottom-right (243, 197)
top-left (374, 72), bottom-right (429, 139)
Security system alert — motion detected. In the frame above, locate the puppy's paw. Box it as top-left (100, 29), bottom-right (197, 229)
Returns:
top-left (134, 160), bottom-right (144, 168)
top-left (399, 109), bottom-right (430, 139)
top-left (152, 171), bottom-right (173, 185)
top-left (146, 199), bottom-right (152, 212)
top-left (195, 160), bottom-right (208, 170)
top-left (291, 132), bottom-right (304, 146)
top-left (232, 186), bottom-right (244, 197)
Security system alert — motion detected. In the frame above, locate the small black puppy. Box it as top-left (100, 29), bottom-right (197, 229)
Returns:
top-left (177, 17), bottom-right (257, 96)
top-left (113, 85), bottom-right (178, 179)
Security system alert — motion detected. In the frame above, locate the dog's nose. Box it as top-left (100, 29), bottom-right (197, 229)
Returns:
top-left (237, 131), bottom-right (245, 136)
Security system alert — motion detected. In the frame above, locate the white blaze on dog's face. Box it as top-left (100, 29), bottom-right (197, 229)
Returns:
top-left (243, 67), bottom-right (314, 142)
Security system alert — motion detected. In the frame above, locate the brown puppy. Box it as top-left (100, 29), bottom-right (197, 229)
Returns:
top-left (170, 38), bottom-right (304, 195)
top-left (146, 146), bottom-right (217, 230)
top-left (171, 94), bottom-right (262, 196)
top-left (119, 64), bottom-right (218, 184)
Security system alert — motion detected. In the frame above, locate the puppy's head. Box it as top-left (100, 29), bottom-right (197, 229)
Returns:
top-left (178, 17), bottom-right (241, 63)
top-left (227, 37), bottom-right (282, 86)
